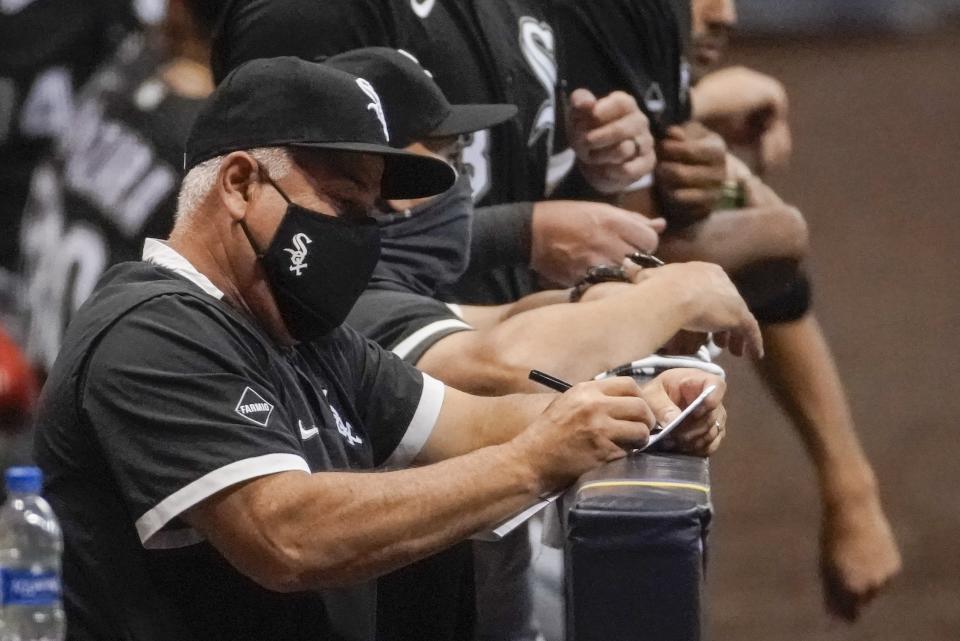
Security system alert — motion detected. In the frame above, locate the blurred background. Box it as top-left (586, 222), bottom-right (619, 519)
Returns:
top-left (738, 0), bottom-right (960, 32)
top-left (707, 2), bottom-right (960, 639)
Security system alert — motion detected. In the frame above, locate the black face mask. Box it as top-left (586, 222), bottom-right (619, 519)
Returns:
top-left (241, 172), bottom-right (381, 342)
top-left (369, 175), bottom-right (473, 297)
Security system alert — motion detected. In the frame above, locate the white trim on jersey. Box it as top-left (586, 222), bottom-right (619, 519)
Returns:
top-left (445, 303), bottom-right (465, 320)
top-left (142, 238), bottom-right (225, 299)
top-left (391, 319), bottom-right (472, 360)
top-left (623, 172), bottom-right (654, 193)
top-left (545, 148), bottom-right (576, 195)
top-left (381, 374), bottom-right (445, 469)
top-left (136, 453), bottom-right (311, 549)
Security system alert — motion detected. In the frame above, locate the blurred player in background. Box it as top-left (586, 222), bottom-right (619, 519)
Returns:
top-left (0, 0), bottom-right (139, 285)
top-left (18, 0), bottom-right (220, 374)
top-left (556, 0), bottom-right (901, 622)
top-left (0, 0), bottom-right (145, 480)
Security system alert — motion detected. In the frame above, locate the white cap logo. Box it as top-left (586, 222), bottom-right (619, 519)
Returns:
top-left (355, 78), bottom-right (390, 142)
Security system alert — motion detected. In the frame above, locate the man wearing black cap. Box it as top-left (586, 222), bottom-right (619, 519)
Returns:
top-left (327, 47), bottom-right (755, 641)
top-left (33, 56), bottom-right (728, 641)
top-left (212, 0), bottom-right (664, 305)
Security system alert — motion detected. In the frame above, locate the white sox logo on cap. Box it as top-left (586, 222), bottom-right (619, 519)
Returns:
top-left (284, 233), bottom-right (312, 276)
top-left (355, 78), bottom-right (390, 142)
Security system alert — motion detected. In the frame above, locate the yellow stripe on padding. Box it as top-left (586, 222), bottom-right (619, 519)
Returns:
top-left (577, 480), bottom-right (711, 495)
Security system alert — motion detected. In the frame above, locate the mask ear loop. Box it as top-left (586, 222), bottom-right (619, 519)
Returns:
top-left (238, 162), bottom-right (293, 258)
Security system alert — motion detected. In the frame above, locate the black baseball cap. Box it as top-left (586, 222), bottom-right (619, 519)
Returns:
top-left (184, 56), bottom-right (456, 199)
top-left (325, 48), bottom-right (517, 147)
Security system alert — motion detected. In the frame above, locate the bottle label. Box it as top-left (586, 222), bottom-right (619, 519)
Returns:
top-left (0, 569), bottom-right (61, 606)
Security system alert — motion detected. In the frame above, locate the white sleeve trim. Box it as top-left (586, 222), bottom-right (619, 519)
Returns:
top-left (445, 303), bottom-right (464, 320)
top-left (623, 172), bottom-right (654, 193)
top-left (381, 374), bottom-right (445, 469)
top-left (135, 452), bottom-right (310, 549)
top-left (391, 319), bottom-right (472, 360)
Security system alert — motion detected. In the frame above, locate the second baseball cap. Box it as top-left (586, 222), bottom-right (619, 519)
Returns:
top-left (325, 48), bottom-right (517, 147)
top-left (184, 56), bottom-right (456, 199)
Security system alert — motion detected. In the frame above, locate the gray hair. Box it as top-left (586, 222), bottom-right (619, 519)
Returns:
top-left (175, 147), bottom-right (293, 221)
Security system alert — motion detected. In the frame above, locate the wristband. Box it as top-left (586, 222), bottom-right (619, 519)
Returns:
top-left (569, 265), bottom-right (631, 302)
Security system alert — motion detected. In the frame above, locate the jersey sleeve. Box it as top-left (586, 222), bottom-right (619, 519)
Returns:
top-left (347, 289), bottom-right (473, 364)
top-left (330, 326), bottom-right (446, 469)
top-left (80, 294), bottom-right (309, 550)
top-left (465, 203), bottom-right (535, 275)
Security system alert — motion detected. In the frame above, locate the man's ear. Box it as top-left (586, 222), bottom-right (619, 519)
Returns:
top-left (218, 151), bottom-right (260, 222)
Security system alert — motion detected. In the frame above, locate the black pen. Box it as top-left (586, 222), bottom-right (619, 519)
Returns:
top-left (528, 369), bottom-right (573, 393)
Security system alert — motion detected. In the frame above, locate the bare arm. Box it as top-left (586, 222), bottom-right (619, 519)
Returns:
top-left (756, 315), bottom-right (901, 620)
top-left (184, 378), bottom-right (659, 593)
top-left (656, 205), bottom-right (808, 272)
top-left (457, 289), bottom-right (572, 331)
top-left (418, 263), bottom-right (761, 395)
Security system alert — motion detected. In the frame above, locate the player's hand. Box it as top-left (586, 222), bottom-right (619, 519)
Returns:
top-left (654, 262), bottom-right (764, 358)
top-left (568, 88), bottom-right (657, 193)
top-left (512, 377), bottom-right (674, 492)
top-left (820, 490), bottom-right (902, 621)
top-left (655, 122), bottom-right (728, 225)
top-left (531, 200), bottom-right (665, 287)
top-left (691, 66), bottom-right (792, 173)
top-left (643, 369), bottom-right (727, 457)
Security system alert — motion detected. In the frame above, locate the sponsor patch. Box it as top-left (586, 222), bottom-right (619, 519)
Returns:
top-left (234, 386), bottom-right (274, 427)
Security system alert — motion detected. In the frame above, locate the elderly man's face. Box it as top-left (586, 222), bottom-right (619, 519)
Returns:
top-left (263, 150), bottom-right (384, 223)
top-left (234, 149), bottom-right (384, 345)
top-left (691, 0), bottom-right (737, 69)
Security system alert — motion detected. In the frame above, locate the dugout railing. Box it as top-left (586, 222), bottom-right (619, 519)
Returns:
top-left (558, 453), bottom-right (712, 641)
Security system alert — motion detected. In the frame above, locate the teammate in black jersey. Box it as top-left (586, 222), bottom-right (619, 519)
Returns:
top-left (0, 0), bottom-right (138, 469)
top-left (0, 0), bottom-right (139, 278)
top-left (34, 56), bottom-right (726, 641)
top-left (18, 0), bottom-right (221, 373)
top-left (556, 0), bottom-right (901, 622)
top-left (214, 0), bottom-right (666, 307)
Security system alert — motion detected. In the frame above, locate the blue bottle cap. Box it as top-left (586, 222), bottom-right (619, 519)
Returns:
top-left (5, 466), bottom-right (43, 494)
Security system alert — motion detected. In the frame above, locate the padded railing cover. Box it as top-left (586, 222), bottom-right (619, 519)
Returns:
top-left (562, 453), bottom-right (712, 641)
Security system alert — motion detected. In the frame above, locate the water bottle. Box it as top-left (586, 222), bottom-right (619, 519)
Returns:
top-left (0, 467), bottom-right (65, 641)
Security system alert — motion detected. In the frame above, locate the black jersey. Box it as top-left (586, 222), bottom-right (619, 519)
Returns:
top-left (348, 288), bottom-right (471, 365)
top-left (34, 248), bottom-right (443, 641)
top-left (214, 0), bottom-right (573, 304)
top-left (555, 0), bottom-right (692, 136)
top-left (0, 0), bottom-right (136, 272)
top-left (18, 32), bottom-right (203, 371)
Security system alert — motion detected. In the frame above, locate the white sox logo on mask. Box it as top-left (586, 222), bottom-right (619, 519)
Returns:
top-left (284, 232), bottom-right (312, 275)
top-left (355, 78), bottom-right (390, 142)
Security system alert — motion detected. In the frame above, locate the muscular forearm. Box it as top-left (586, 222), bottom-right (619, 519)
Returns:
top-left (756, 315), bottom-right (878, 502)
top-left (192, 444), bottom-right (541, 592)
top-left (658, 205), bottom-right (808, 272)
top-left (457, 290), bottom-right (571, 331)
top-left (481, 276), bottom-right (691, 390)
top-left (418, 388), bottom-right (553, 461)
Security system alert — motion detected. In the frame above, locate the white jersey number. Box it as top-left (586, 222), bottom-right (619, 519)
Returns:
top-left (20, 163), bottom-right (107, 370)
